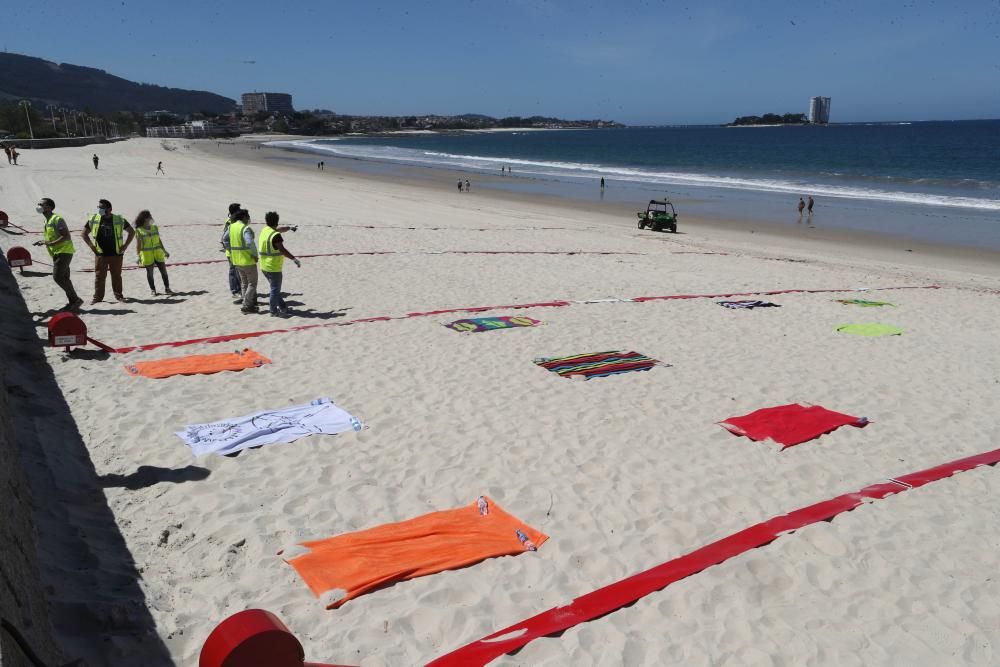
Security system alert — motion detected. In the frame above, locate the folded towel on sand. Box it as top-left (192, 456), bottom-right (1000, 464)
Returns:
top-left (836, 323), bottom-right (903, 336)
top-left (717, 300), bottom-right (781, 309)
top-left (719, 403), bottom-right (868, 448)
top-left (445, 315), bottom-right (541, 332)
top-left (125, 348), bottom-right (271, 378)
top-left (176, 397), bottom-right (361, 456)
top-left (835, 299), bottom-right (896, 307)
top-left (281, 496), bottom-right (548, 609)
top-left (535, 350), bottom-right (662, 380)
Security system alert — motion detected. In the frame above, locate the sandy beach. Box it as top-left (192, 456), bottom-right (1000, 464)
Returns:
top-left (3, 137), bottom-right (1000, 666)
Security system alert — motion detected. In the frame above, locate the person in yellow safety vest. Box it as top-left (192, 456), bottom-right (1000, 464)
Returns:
top-left (222, 208), bottom-right (259, 313)
top-left (32, 197), bottom-right (83, 311)
top-left (222, 202), bottom-right (242, 297)
top-left (258, 211), bottom-right (302, 317)
top-left (82, 198), bottom-right (135, 304)
top-left (134, 209), bottom-right (173, 296)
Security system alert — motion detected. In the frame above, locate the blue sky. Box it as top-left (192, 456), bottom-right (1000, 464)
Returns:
top-left (4, 1), bottom-right (999, 124)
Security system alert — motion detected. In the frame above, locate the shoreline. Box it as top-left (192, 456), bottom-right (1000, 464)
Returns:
top-left (198, 138), bottom-right (1000, 282)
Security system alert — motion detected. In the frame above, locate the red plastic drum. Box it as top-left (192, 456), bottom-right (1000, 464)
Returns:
top-left (6, 246), bottom-right (31, 268)
top-left (48, 312), bottom-right (87, 348)
top-left (200, 609), bottom-right (353, 667)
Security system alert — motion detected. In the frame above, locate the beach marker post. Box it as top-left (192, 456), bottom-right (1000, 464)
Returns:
top-left (5, 246), bottom-right (32, 273)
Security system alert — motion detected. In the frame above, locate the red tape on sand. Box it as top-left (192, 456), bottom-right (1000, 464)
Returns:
top-left (111, 285), bottom-right (937, 354)
top-left (425, 446), bottom-right (1000, 666)
top-left (80, 250), bottom-right (642, 272)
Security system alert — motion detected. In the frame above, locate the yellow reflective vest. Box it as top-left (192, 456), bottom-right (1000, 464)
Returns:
top-left (258, 226), bottom-right (284, 272)
top-left (229, 221), bottom-right (256, 267)
top-left (136, 225), bottom-right (165, 266)
top-left (43, 214), bottom-right (74, 257)
top-left (88, 213), bottom-right (126, 254)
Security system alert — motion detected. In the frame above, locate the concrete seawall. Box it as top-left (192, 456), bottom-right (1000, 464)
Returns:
top-left (0, 264), bottom-right (62, 666)
top-left (0, 259), bottom-right (171, 666)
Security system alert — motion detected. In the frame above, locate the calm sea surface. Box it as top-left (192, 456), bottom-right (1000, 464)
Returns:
top-left (270, 121), bottom-right (1000, 248)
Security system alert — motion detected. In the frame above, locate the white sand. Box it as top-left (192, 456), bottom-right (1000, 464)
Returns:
top-left (4, 138), bottom-right (1000, 666)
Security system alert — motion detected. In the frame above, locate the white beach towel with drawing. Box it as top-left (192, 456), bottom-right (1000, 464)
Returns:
top-left (176, 397), bottom-right (362, 456)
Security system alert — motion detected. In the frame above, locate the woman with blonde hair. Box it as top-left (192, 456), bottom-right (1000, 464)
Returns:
top-left (134, 209), bottom-right (173, 295)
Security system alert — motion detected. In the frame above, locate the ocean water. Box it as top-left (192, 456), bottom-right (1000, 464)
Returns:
top-left (269, 121), bottom-right (1000, 248)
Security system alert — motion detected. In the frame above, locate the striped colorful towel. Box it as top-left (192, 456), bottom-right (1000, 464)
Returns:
top-left (534, 350), bottom-right (663, 380)
top-left (445, 315), bottom-right (541, 332)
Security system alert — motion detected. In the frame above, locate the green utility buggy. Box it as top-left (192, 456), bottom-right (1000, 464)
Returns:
top-left (636, 200), bottom-right (678, 233)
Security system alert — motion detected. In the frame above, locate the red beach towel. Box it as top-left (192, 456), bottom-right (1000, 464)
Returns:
top-left (719, 403), bottom-right (868, 448)
top-left (124, 348), bottom-right (271, 379)
top-left (282, 496), bottom-right (548, 609)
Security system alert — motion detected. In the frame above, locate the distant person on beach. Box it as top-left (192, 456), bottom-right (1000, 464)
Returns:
top-left (223, 208), bottom-right (259, 314)
top-left (321, 161), bottom-right (325, 170)
top-left (457, 180), bottom-right (463, 193)
top-left (222, 203), bottom-right (242, 298)
top-left (83, 198), bottom-right (135, 303)
top-left (32, 197), bottom-right (83, 311)
top-left (134, 209), bottom-right (172, 296)
top-left (807, 196), bottom-right (814, 214)
top-left (3, 145), bottom-right (10, 164)
top-left (10, 148), bottom-right (18, 165)
top-left (465, 179), bottom-right (471, 192)
top-left (797, 197), bottom-right (805, 217)
top-left (156, 161), bottom-right (165, 175)
top-left (259, 211), bottom-right (301, 317)
top-left (93, 154), bottom-right (99, 169)
top-left (600, 177), bottom-right (605, 189)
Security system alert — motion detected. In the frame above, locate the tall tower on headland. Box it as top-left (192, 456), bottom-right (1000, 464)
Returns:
top-left (808, 97), bottom-right (832, 124)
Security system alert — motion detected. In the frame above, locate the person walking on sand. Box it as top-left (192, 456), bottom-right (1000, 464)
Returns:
top-left (465, 179), bottom-right (471, 192)
top-left (83, 199), bottom-right (135, 303)
top-left (600, 177), bottom-right (605, 189)
top-left (223, 209), bottom-right (259, 313)
top-left (807, 196), bottom-right (814, 215)
top-left (797, 197), bottom-right (805, 218)
top-left (457, 179), bottom-right (463, 193)
top-left (32, 198), bottom-right (83, 311)
top-left (10, 148), bottom-right (18, 165)
top-left (3, 145), bottom-right (10, 164)
top-left (134, 210), bottom-right (172, 296)
top-left (222, 202), bottom-right (242, 298)
top-left (156, 161), bottom-right (165, 175)
top-left (258, 211), bottom-right (301, 317)
top-left (92, 154), bottom-right (99, 170)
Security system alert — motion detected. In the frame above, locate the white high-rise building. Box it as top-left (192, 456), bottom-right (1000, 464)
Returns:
top-left (808, 96), bottom-right (832, 124)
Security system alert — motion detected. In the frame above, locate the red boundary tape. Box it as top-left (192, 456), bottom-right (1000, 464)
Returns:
top-left (111, 285), bottom-right (937, 354)
top-left (425, 445), bottom-right (1000, 666)
top-left (79, 250), bottom-right (643, 272)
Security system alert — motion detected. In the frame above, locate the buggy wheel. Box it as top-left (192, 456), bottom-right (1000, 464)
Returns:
top-left (637, 220), bottom-right (646, 230)
top-left (651, 221), bottom-right (662, 232)
top-left (668, 223), bottom-right (677, 233)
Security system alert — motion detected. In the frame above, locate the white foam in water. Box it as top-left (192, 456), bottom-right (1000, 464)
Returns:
top-left (266, 140), bottom-right (1000, 212)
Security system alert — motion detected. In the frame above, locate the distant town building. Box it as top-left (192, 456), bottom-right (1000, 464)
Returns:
top-left (241, 92), bottom-right (294, 115)
top-left (145, 120), bottom-right (235, 138)
top-left (808, 96), bottom-right (832, 124)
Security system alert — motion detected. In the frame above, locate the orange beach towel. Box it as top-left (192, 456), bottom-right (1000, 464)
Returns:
top-left (282, 496), bottom-right (548, 609)
top-left (124, 348), bottom-right (271, 379)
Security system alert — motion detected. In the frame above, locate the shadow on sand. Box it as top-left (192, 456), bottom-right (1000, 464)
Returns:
top-left (100, 465), bottom-right (210, 490)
